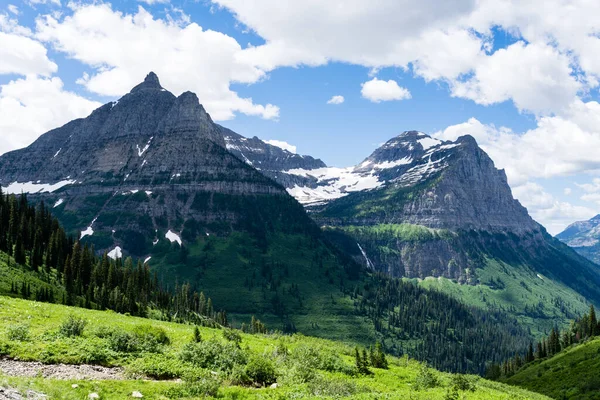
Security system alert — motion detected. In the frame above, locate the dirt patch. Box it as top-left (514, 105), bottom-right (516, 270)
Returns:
top-left (0, 358), bottom-right (124, 381)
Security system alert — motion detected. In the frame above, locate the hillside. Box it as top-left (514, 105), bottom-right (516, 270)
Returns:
top-left (0, 295), bottom-right (550, 400)
top-left (504, 337), bottom-right (600, 399)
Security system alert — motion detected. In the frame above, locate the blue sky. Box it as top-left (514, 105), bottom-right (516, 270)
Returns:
top-left (2, 0), bottom-right (600, 233)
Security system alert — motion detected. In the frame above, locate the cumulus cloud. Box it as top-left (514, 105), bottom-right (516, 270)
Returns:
top-left (264, 139), bottom-right (296, 153)
top-left (327, 95), bottom-right (344, 105)
top-left (0, 76), bottom-right (100, 154)
top-left (0, 31), bottom-right (57, 76)
top-left (434, 101), bottom-right (600, 187)
top-left (361, 78), bottom-right (411, 103)
top-left (35, 4), bottom-right (279, 121)
top-left (7, 5), bottom-right (19, 15)
top-left (451, 42), bottom-right (581, 114)
top-left (512, 182), bottom-right (596, 235)
top-left (213, 0), bottom-right (600, 116)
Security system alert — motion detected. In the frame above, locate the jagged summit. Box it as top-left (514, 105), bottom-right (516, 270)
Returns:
top-left (130, 71), bottom-right (163, 92)
top-left (0, 72), bottom-right (289, 258)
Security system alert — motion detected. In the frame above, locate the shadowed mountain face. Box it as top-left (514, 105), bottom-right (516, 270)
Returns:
top-left (557, 215), bottom-right (600, 264)
top-left (0, 72), bottom-right (312, 258)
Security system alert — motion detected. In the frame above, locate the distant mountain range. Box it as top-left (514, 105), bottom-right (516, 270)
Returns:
top-left (1, 71), bottom-right (599, 344)
top-left (557, 215), bottom-right (600, 264)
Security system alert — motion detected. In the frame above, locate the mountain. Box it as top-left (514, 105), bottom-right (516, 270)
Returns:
top-left (0, 72), bottom-right (364, 333)
top-left (221, 126), bottom-right (327, 188)
top-left (557, 214), bottom-right (600, 264)
top-left (0, 74), bottom-right (539, 374)
top-left (277, 131), bottom-right (600, 333)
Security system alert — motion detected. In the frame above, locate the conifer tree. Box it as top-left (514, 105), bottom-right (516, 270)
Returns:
top-left (590, 304), bottom-right (598, 337)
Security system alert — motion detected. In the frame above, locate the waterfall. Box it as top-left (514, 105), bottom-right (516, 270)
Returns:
top-left (357, 242), bottom-right (375, 270)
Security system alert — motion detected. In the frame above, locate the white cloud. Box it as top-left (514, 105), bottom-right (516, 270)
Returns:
top-left (581, 193), bottom-right (600, 206)
top-left (265, 139), bottom-right (296, 154)
top-left (361, 78), bottom-right (411, 103)
top-left (576, 178), bottom-right (600, 193)
top-left (213, 0), bottom-right (600, 115)
top-left (26, 0), bottom-right (61, 5)
top-left (327, 95), bottom-right (344, 105)
top-left (434, 101), bottom-right (600, 186)
top-left (138, 0), bottom-right (170, 4)
top-left (512, 182), bottom-right (596, 235)
top-left (7, 5), bottom-right (19, 15)
top-left (35, 4), bottom-right (279, 121)
top-left (564, 188), bottom-right (572, 196)
top-left (451, 42), bottom-right (581, 114)
top-left (0, 31), bottom-right (57, 76)
top-left (0, 76), bottom-right (100, 154)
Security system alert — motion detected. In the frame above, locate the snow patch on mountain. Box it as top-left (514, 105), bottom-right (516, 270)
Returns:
top-left (165, 230), bottom-right (182, 246)
top-left (2, 180), bottom-right (77, 194)
top-left (53, 199), bottom-right (64, 208)
top-left (107, 246), bottom-right (122, 260)
top-left (285, 166), bottom-right (383, 204)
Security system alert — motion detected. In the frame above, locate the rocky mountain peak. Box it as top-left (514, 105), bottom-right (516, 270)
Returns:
top-left (130, 71), bottom-right (163, 93)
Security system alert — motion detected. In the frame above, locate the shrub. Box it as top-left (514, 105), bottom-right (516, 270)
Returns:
top-left (59, 315), bottom-right (87, 337)
top-left (222, 329), bottom-right (242, 347)
top-left (307, 376), bottom-right (360, 398)
top-left (245, 355), bottom-right (277, 386)
top-left (7, 324), bottom-right (30, 341)
top-left (133, 325), bottom-right (170, 346)
top-left (179, 339), bottom-right (247, 372)
top-left (289, 344), bottom-right (354, 376)
top-left (108, 330), bottom-right (139, 353)
top-left (414, 363), bottom-right (440, 390)
top-left (127, 354), bottom-right (199, 379)
top-left (277, 357), bottom-right (316, 386)
top-left (165, 371), bottom-right (221, 398)
top-left (449, 374), bottom-right (477, 392)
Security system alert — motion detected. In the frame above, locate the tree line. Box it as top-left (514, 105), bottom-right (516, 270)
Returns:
top-left (350, 272), bottom-right (532, 374)
top-left (0, 191), bottom-right (252, 329)
top-left (486, 304), bottom-right (600, 379)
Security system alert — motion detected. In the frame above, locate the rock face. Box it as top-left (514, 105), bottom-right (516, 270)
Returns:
top-left (557, 215), bottom-right (600, 264)
top-left (221, 126), bottom-right (326, 188)
top-left (0, 72), bottom-right (293, 258)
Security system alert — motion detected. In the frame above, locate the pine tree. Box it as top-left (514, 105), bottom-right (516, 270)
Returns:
top-left (590, 304), bottom-right (598, 337)
top-left (193, 326), bottom-right (202, 343)
top-left (526, 342), bottom-right (534, 363)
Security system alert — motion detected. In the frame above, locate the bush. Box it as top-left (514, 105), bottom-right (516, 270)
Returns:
top-left (277, 357), bottom-right (316, 386)
top-left (289, 344), bottom-right (354, 376)
top-left (245, 355), bottom-right (277, 386)
top-left (222, 329), bottom-right (242, 347)
top-left (7, 324), bottom-right (30, 341)
top-left (449, 374), bottom-right (477, 392)
top-left (165, 371), bottom-right (221, 398)
top-left (59, 315), bottom-right (87, 337)
top-left (307, 376), bottom-right (360, 398)
top-left (179, 339), bottom-right (247, 372)
top-left (133, 325), bottom-right (170, 346)
top-left (98, 325), bottom-right (169, 354)
top-left (126, 354), bottom-right (200, 379)
top-left (414, 363), bottom-right (440, 390)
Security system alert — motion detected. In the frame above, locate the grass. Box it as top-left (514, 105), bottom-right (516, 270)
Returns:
top-left (0, 295), bottom-right (549, 399)
top-left (504, 337), bottom-right (600, 399)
